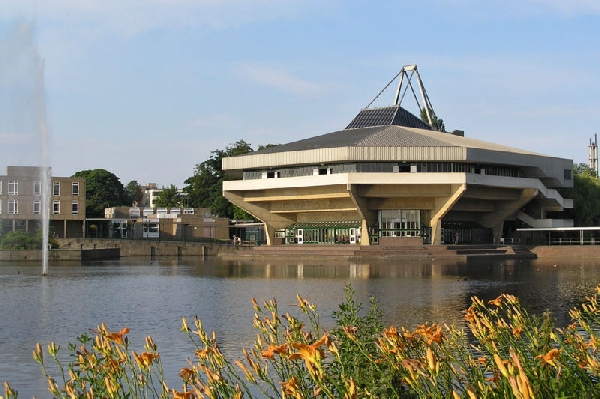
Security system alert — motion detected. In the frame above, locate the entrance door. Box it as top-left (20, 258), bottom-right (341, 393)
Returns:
top-left (350, 228), bottom-right (356, 244)
top-left (297, 229), bottom-right (303, 244)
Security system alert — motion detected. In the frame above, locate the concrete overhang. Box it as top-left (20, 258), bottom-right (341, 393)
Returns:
top-left (224, 147), bottom-right (572, 188)
top-left (223, 173), bottom-right (572, 218)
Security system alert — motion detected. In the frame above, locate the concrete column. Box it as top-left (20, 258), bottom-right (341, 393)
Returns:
top-left (429, 184), bottom-right (467, 245)
top-left (479, 188), bottom-right (538, 243)
top-left (349, 184), bottom-right (376, 246)
top-left (263, 223), bottom-right (276, 246)
top-left (491, 221), bottom-right (504, 244)
top-left (361, 218), bottom-right (369, 245)
top-left (223, 191), bottom-right (294, 246)
top-left (431, 218), bottom-right (442, 245)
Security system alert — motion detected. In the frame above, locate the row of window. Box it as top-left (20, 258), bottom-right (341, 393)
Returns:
top-left (0, 200), bottom-right (79, 215)
top-left (0, 181), bottom-right (80, 196)
top-left (243, 162), bottom-right (523, 180)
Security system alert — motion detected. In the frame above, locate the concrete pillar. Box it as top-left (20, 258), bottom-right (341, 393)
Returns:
top-left (361, 218), bottom-right (369, 245)
top-left (263, 223), bottom-right (276, 246)
top-left (429, 184), bottom-right (467, 245)
top-left (431, 218), bottom-right (442, 245)
top-left (349, 185), bottom-right (377, 246)
top-left (480, 188), bottom-right (538, 239)
top-left (491, 221), bottom-right (504, 244)
top-left (223, 191), bottom-right (294, 246)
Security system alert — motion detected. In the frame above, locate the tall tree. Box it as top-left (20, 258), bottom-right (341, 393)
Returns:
top-left (184, 140), bottom-right (254, 218)
top-left (154, 185), bottom-right (182, 208)
top-left (73, 169), bottom-right (128, 217)
top-left (125, 180), bottom-right (144, 206)
top-left (561, 163), bottom-right (600, 226)
top-left (420, 108), bottom-right (446, 132)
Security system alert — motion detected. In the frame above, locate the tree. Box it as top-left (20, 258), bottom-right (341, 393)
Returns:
top-left (420, 108), bottom-right (446, 132)
top-left (560, 163), bottom-right (600, 226)
top-left (125, 180), bottom-right (144, 206)
top-left (154, 185), bottom-right (182, 208)
top-left (184, 140), bottom-right (255, 219)
top-left (73, 169), bottom-right (129, 218)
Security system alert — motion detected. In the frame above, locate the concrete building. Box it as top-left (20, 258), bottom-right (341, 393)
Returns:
top-left (0, 166), bottom-right (86, 238)
top-left (103, 206), bottom-right (229, 242)
top-left (141, 183), bottom-right (188, 208)
top-left (222, 89), bottom-right (573, 247)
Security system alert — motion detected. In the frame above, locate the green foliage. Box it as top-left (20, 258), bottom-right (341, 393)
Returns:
top-left (562, 163), bottom-right (600, 226)
top-left (12, 285), bottom-right (600, 398)
top-left (0, 229), bottom-right (58, 250)
top-left (257, 144), bottom-right (279, 151)
top-left (420, 108), bottom-right (446, 132)
top-left (73, 169), bottom-right (129, 218)
top-left (125, 180), bottom-right (144, 206)
top-left (329, 286), bottom-right (402, 396)
top-left (184, 140), bottom-right (254, 219)
top-left (183, 140), bottom-right (279, 219)
top-left (31, 325), bottom-right (168, 398)
top-left (154, 185), bottom-right (182, 208)
top-left (0, 231), bottom-right (38, 249)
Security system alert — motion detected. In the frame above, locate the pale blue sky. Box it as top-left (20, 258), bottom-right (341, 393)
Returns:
top-left (1, 0), bottom-right (599, 188)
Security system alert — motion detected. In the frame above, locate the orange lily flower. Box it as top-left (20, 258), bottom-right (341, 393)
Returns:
top-left (262, 343), bottom-right (288, 360)
top-left (132, 350), bottom-right (159, 369)
top-left (536, 348), bottom-right (560, 367)
top-left (107, 327), bottom-right (130, 346)
top-left (172, 389), bottom-right (196, 399)
top-left (281, 376), bottom-right (302, 399)
top-left (179, 367), bottom-right (195, 381)
top-left (289, 334), bottom-right (329, 374)
top-left (383, 325), bottom-right (399, 338)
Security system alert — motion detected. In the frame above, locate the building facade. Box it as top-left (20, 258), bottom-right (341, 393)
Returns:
top-left (222, 104), bottom-right (573, 246)
top-left (0, 166), bottom-right (86, 238)
top-left (103, 206), bottom-right (229, 242)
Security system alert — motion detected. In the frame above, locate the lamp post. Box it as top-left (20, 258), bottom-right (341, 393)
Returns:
top-left (130, 220), bottom-right (136, 240)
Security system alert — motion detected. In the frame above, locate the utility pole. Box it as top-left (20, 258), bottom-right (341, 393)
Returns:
top-left (589, 134), bottom-right (598, 176)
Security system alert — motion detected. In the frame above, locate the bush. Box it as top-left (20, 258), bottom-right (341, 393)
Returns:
top-left (4, 285), bottom-right (600, 398)
top-left (0, 229), bottom-right (59, 250)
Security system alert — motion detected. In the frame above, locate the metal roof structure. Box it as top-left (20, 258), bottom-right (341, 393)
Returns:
top-left (345, 105), bottom-right (432, 130)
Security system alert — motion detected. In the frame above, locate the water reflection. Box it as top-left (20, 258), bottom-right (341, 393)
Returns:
top-left (1, 256), bottom-right (599, 397)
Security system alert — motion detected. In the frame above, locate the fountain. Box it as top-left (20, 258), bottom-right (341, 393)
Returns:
top-left (0, 21), bottom-right (51, 274)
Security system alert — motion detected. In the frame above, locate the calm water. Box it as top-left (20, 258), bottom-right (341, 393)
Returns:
top-left (1, 256), bottom-right (600, 398)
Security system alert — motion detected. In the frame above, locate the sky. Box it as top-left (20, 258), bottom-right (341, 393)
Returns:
top-left (0, 0), bottom-right (599, 188)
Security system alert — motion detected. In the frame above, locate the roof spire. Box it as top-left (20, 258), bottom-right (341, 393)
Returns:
top-left (392, 64), bottom-right (435, 127)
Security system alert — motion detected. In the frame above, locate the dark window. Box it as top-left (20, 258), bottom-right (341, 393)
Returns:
top-left (564, 169), bottom-right (572, 180)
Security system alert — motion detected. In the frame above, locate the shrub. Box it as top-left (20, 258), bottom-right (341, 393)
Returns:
top-left (4, 285), bottom-right (600, 398)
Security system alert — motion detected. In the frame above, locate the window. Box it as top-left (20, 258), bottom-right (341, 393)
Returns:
top-left (8, 200), bottom-right (18, 214)
top-left (33, 200), bottom-right (41, 215)
top-left (72, 201), bottom-right (79, 215)
top-left (33, 181), bottom-right (41, 196)
top-left (564, 169), bottom-right (573, 180)
top-left (72, 182), bottom-right (79, 196)
top-left (53, 181), bottom-right (60, 196)
top-left (8, 181), bottom-right (18, 195)
top-left (53, 200), bottom-right (60, 214)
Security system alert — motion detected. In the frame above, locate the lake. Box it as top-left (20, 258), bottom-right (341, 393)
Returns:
top-left (1, 255), bottom-right (599, 398)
